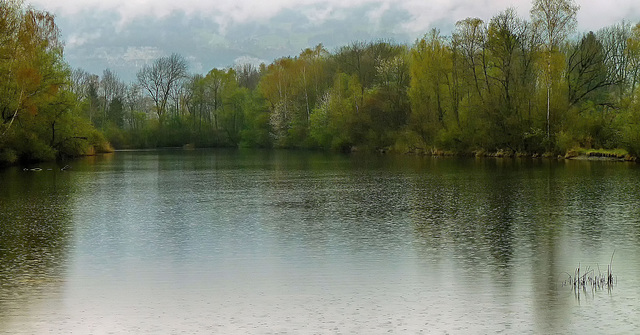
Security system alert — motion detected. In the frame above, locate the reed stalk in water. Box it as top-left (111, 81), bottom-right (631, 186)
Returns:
top-left (562, 251), bottom-right (616, 292)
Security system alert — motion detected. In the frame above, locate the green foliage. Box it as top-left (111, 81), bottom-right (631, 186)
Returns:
top-left (0, 1), bottom-right (108, 164)
top-left (15, 131), bottom-right (57, 162)
top-left (86, 127), bottom-right (113, 154)
top-left (620, 97), bottom-right (640, 156)
top-left (102, 125), bottom-right (128, 149)
top-left (555, 130), bottom-right (578, 153)
top-left (408, 30), bottom-right (450, 147)
top-left (12, 0), bottom-right (640, 161)
top-left (0, 148), bottom-right (18, 165)
top-left (239, 91), bottom-right (271, 148)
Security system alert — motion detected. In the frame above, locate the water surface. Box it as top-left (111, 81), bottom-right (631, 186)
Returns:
top-left (1, 150), bottom-right (639, 333)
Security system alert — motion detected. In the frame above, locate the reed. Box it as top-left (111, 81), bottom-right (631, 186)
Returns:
top-left (562, 251), bottom-right (616, 292)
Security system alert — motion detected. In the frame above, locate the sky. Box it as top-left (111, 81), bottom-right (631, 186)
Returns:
top-left (30, 0), bottom-right (640, 83)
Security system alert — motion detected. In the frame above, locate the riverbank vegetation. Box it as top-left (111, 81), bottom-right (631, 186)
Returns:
top-left (0, 0), bottom-right (111, 166)
top-left (4, 0), bottom-right (640, 165)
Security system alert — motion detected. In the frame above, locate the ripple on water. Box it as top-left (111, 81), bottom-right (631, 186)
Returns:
top-left (2, 152), bottom-right (640, 333)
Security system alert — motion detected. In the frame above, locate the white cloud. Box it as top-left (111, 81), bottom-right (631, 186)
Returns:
top-left (122, 46), bottom-right (164, 63)
top-left (186, 55), bottom-right (204, 74)
top-left (576, 0), bottom-right (640, 32)
top-left (396, 0), bottom-right (528, 34)
top-left (66, 31), bottom-right (102, 48)
top-left (33, 0), bottom-right (640, 82)
top-left (37, 0), bottom-right (392, 30)
top-left (33, 0), bottom-right (640, 35)
top-left (367, 1), bottom-right (390, 22)
top-left (234, 55), bottom-right (268, 67)
top-left (85, 46), bottom-right (164, 71)
top-left (302, 5), bottom-right (337, 25)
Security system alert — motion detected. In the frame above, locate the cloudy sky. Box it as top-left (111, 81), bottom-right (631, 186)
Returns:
top-left (31, 0), bottom-right (640, 82)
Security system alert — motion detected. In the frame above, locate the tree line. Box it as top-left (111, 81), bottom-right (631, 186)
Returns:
top-left (4, 0), bottom-right (640, 165)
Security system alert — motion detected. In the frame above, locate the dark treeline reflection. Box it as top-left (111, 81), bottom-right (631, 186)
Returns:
top-left (409, 159), bottom-right (640, 254)
top-left (217, 151), bottom-right (640, 269)
top-left (0, 166), bottom-right (75, 322)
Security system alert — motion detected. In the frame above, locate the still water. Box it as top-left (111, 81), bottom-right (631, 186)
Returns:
top-left (1, 150), bottom-right (640, 333)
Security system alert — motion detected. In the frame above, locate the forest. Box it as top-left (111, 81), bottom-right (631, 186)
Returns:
top-left (3, 0), bottom-right (640, 165)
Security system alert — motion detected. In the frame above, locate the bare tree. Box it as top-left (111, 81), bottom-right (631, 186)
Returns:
top-left (136, 53), bottom-right (188, 123)
top-left (598, 22), bottom-right (634, 101)
top-left (453, 18), bottom-right (489, 101)
top-left (70, 68), bottom-right (90, 100)
top-left (234, 63), bottom-right (261, 90)
top-left (100, 69), bottom-right (126, 124)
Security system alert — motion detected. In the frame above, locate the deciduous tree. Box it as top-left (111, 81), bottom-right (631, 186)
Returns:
top-left (531, 0), bottom-right (579, 141)
top-left (137, 53), bottom-right (188, 124)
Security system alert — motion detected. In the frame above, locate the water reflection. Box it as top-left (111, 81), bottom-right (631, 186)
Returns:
top-left (0, 166), bottom-right (74, 328)
top-left (1, 151), bottom-right (640, 333)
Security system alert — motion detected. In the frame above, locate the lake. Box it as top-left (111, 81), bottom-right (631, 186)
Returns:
top-left (1, 149), bottom-right (639, 333)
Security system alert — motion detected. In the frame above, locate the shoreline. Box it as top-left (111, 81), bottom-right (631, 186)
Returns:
top-left (404, 148), bottom-right (638, 163)
top-left (3, 147), bottom-right (638, 170)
